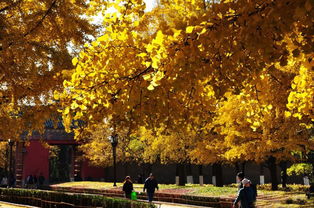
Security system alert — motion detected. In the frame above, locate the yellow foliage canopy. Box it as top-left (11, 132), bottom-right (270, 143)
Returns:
top-left (57, 0), bottom-right (314, 165)
top-left (0, 0), bottom-right (97, 139)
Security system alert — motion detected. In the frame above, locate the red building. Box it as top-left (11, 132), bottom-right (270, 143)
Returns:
top-left (14, 123), bottom-right (104, 187)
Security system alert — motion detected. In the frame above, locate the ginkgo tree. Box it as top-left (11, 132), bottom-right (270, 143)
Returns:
top-left (77, 121), bottom-right (146, 168)
top-left (56, 0), bottom-right (314, 189)
top-left (0, 0), bottom-right (98, 140)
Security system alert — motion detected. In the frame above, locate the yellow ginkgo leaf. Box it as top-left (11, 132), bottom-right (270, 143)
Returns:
top-left (147, 84), bottom-right (154, 90)
top-left (186, 26), bottom-right (194, 34)
top-left (284, 111), bottom-right (291, 117)
top-left (64, 107), bottom-right (70, 115)
top-left (143, 74), bottom-right (151, 80)
top-left (72, 57), bottom-right (78, 66)
top-left (155, 30), bottom-right (164, 45)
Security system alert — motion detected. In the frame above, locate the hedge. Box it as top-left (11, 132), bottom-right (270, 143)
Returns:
top-left (0, 188), bottom-right (155, 208)
top-left (50, 186), bottom-right (234, 208)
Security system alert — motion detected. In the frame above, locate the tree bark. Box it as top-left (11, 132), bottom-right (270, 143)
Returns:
top-left (241, 161), bottom-right (246, 174)
top-left (235, 162), bottom-right (240, 173)
top-left (213, 163), bottom-right (223, 187)
top-left (199, 165), bottom-right (203, 175)
top-left (176, 164), bottom-right (186, 186)
top-left (124, 162), bottom-right (128, 177)
top-left (268, 156), bottom-right (278, 190)
top-left (146, 163), bottom-right (152, 177)
top-left (280, 161), bottom-right (287, 188)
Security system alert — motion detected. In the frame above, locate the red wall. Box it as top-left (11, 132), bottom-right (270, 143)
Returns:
top-left (23, 140), bottom-right (49, 181)
top-left (81, 160), bottom-right (105, 179)
top-left (22, 140), bottom-right (105, 182)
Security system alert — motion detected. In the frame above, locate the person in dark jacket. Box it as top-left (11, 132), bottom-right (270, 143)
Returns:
top-left (122, 176), bottom-right (133, 199)
top-left (233, 178), bottom-right (255, 208)
top-left (236, 172), bottom-right (257, 201)
top-left (143, 173), bottom-right (159, 202)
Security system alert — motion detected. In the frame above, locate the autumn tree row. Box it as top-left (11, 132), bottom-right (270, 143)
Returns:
top-left (54, 0), bottom-right (314, 190)
top-left (0, 0), bottom-right (313, 190)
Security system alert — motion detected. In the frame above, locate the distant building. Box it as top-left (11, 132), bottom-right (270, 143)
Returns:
top-left (14, 120), bottom-right (104, 187)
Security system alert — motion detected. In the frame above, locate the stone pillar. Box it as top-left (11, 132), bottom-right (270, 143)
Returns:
top-left (260, 164), bottom-right (265, 185)
top-left (212, 175), bottom-right (216, 186)
top-left (199, 165), bottom-right (204, 186)
top-left (304, 176), bottom-right (310, 185)
top-left (186, 163), bottom-right (194, 184)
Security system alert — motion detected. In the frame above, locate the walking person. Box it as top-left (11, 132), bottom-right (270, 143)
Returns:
top-left (1, 176), bottom-right (8, 188)
top-left (236, 172), bottom-right (245, 189)
top-left (26, 175), bottom-right (33, 189)
top-left (233, 178), bottom-right (255, 208)
top-left (236, 172), bottom-right (257, 201)
top-left (122, 176), bottom-right (133, 199)
top-left (143, 173), bottom-right (159, 202)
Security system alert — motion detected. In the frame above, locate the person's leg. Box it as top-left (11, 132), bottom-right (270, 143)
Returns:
top-left (147, 192), bottom-right (151, 202)
top-left (125, 193), bottom-right (131, 199)
top-left (148, 192), bottom-right (154, 202)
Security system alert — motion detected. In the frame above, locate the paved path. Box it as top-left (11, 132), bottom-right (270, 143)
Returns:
top-left (0, 201), bottom-right (35, 208)
top-left (154, 201), bottom-right (209, 208)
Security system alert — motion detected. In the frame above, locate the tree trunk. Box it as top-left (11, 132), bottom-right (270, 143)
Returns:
top-left (198, 165), bottom-right (204, 186)
top-left (5, 146), bottom-right (8, 177)
top-left (145, 163), bottom-right (152, 177)
top-left (280, 161), bottom-right (287, 188)
top-left (268, 156), bottom-right (278, 190)
top-left (124, 162), bottom-right (128, 177)
top-left (213, 163), bottom-right (223, 187)
top-left (235, 162), bottom-right (240, 173)
top-left (241, 161), bottom-right (246, 174)
top-left (176, 164), bottom-right (186, 186)
top-left (308, 151), bottom-right (314, 183)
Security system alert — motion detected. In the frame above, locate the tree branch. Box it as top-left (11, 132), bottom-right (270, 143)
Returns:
top-left (24, 0), bottom-right (57, 38)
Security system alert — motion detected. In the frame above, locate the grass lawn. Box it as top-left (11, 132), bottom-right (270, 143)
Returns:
top-left (51, 182), bottom-right (314, 207)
